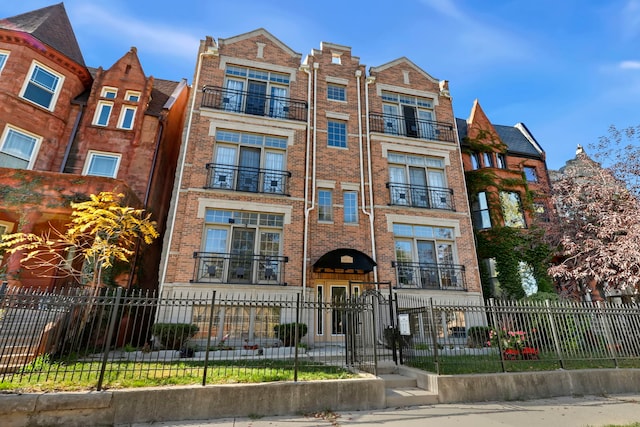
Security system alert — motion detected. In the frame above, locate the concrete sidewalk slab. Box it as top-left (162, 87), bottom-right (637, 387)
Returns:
top-left (125, 394), bottom-right (640, 427)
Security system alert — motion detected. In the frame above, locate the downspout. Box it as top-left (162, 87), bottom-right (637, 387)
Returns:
top-left (159, 47), bottom-right (214, 293)
top-left (363, 75), bottom-right (379, 284)
top-left (60, 104), bottom-right (84, 173)
top-left (302, 62), bottom-right (318, 296)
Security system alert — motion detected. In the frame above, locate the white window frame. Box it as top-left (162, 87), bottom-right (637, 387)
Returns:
top-left (343, 191), bottom-right (358, 224)
top-left (318, 189), bottom-right (333, 222)
top-left (125, 90), bottom-right (141, 102)
top-left (82, 151), bottom-right (121, 178)
top-left (0, 50), bottom-right (9, 75)
top-left (93, 101), bottom-right (113, 126)
top-left (327, 120), bottom-right (347, 148)
top-left (117, 106), bottom-right (137, 130)
top-left (0, 125), bottom-right (42, 169)
top-left (327, 84), bottom-right (346, 102)
top-left (101, 86), bottom-right (118, 99)
top-left (19, 61), bottom-right (64, 111)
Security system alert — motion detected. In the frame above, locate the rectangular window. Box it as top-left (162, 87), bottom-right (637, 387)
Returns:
top-left (0, 126), bottom-right (40, 169)
top-left (343, 191), bottom-right (358, 223)
top-left (470, 152), bottom-right (481, 170)
top-left (83, 151), bottom-right (121, 178)
top-left (125, 90), bottom-right (141, 102)
top-left (381, 91), bottom-right (434, 139)
top-left (118, 106), bottom-right (136, 129)
top-left (524, 166), bottom-right (538, 182)
top-left (0, 51), bottom-right (8, 74)
top-left (496, 153), bottom-right (507, 169)
top-left (471, 192), bottom-right (492, 229)
top-left (327, 84), bottom-right (346, 101)
top-left (93, 101), bottom-right (113, 126)
top-left (318, 189), bottom-right (333, 221)
top-left (327, 121), bottom-right (347, 148)
top-left (387, 152), bottom-right (448, 209)
top-left (500, 191), bottom-right (526, 228)
top-left (101, 87), bottom-right (117, 99)
top-left (482, 152), bottom-right (494, 168)
top-left (21, 62), bottom-right (63, 110)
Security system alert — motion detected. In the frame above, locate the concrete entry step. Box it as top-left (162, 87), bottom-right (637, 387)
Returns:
top-left (385, 387), bottom-right (439, 407)
top-left (379, 373), bottom-right (417, 388)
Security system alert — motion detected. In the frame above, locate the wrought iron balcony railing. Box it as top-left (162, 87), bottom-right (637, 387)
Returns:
top-left (205, 163), bottom-right (291, 195)
top-left (192, 252), bottom-right (288, 285)
top-left (392, 261), bottom-right (467, 291)
top-left (201, 85), bottom-right (308, 122)
top-left (386, 182), bottom-right (455, 211)
top-left (369, 113), bottom-right (456, 143)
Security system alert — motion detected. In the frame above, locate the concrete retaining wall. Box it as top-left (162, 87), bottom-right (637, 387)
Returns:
top-left (436, 369), bottom-right (640, 403)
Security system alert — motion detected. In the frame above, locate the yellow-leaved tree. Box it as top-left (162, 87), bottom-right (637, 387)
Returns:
top-left (0, 192), bottom-right (159, 290)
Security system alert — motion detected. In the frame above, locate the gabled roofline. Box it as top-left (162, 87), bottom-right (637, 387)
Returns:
top-left (515, 122), bottom-right (545, 156)
top-left (369, 57), bottom-right (439, 83)
top-left (218, 28), bottom-right (302, 59)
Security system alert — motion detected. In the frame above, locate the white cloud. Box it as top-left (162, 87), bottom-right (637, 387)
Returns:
top-left (70, 4), bottom-right (200, 60)
top-left (619, 60), bottom-right (640, 69)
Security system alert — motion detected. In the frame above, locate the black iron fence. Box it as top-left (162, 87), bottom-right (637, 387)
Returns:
top-left (369, 113), bottom-right (456, 143)
top-left (394, 295), bottom-right (640, 374)
top-left (205, 163), bottom-right (291, 195)
top-left (201, 85), bottom-right (308, 122)
top-left (192, 252), bottom-right (288, 285)
top-left (386, 182), bottom-right (455, 211)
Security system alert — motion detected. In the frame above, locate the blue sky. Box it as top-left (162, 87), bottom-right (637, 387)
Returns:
top-left (4, 0), bottom-right (640, 170)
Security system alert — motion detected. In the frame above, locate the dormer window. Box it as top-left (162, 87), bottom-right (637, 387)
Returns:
top-left (101, 87), bottom-right (118, 99)
top-left (125, 90), bottom-right (141, 102)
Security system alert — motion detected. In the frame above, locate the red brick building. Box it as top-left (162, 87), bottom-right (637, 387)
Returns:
top-left (0, 4), bottom-right (189, 290)
top-left (457, 100), bottom-right (553, 297)
top-left (160, 30), bottom-right (482, 342)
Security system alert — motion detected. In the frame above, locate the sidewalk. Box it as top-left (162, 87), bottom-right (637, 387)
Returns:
top-left (126, 394), bottom-right (640, 427)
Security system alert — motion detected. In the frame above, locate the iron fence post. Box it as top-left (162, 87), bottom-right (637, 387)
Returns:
top-left (97, 287), bottom-right (122, 391)
top-left (294, 293), bottom-right (300, 382)
top-left (544, 299), bottom-right (564, 369)
top-left (488, 299), bottom-right (506, 373)
top-left (598, 301), bottom-right (619, 367)
top-left (202, 291), bottom-right (217, 386)
top-left (428, 298), bottom-right (440, 374)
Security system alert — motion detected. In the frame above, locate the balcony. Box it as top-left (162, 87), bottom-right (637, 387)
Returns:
top-left (387, 182), bottom-right (455, 211)
top-left (369, 113), bottom-right (456, 143)
top-left (192, 252), bottom-right (288, 285)
top-left (392, 261), bottom-right (467, 291)
top-left (201, 85), bottom-right (308, 122)
top-left (205, 163), bottom-right (291, 195)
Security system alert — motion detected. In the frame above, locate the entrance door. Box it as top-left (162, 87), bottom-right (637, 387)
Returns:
top-left (316, 281), bottom-right (360, 343)
top-left (229, 228), bottom-right (255, 283)
top-left (245, 81), bottom-right (267, 115)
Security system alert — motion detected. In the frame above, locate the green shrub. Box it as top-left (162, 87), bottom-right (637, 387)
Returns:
top-left (467, 326), bottom-right (491, 348)
top-left (274, 322), bottom-right (308, 347)
top-left (152, 323), bottom-right (199, 350)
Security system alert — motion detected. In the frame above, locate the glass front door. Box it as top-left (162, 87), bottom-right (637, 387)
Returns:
top-left (229, 228), bottom-right (255, 282)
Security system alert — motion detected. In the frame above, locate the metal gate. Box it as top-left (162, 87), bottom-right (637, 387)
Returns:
top-left (344, 282), bottom-right (399, 374)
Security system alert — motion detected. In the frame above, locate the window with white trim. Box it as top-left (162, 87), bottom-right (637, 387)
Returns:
top-left (125, 90), bottom-right (140, 102)
top-left (224, 65), bottom-right (290, 118)
top-left (93, 101), bottom-right (113, 126)
top-left (101, 87), bottom-right (117, 99)
top-left (0, 126), bottom-right (41, 169)
top-left (318, 189), bottom-right (333, 221)
top-left (118, 106), bottom-right (136, 129)
top-left (212, 130), bottom-right (287, 193)
top-left (327, 120), bottom-right (347, 148)
top-left (0, 50), bottom-right (9, 75)
top-left (20, 62), bottom-right (63, 110)
top-left (343, 191), bottom-right (358, 223)
top-left (382, 91), bottom-right (435, 139)
top-left (83, 151), bottom-right (121, 178)
top-left (327, 84), bottom-right (346, 101)
top-left (388, 152), bottom-right (447, 208)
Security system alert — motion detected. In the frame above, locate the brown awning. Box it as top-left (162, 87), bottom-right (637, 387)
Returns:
top-left (313, 248), bottom-right (376, 273)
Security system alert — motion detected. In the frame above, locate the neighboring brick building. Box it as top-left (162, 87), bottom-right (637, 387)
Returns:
top-left (0, 4), bottom-right (189, 290)
top-left (457, 100), bottom-right (553, 297)
top-left (160, 29), bottom-right (482, 343)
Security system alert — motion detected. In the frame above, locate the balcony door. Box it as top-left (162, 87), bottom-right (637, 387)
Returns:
top-left (245, 81), bottom-right (267, 115)
top-left (417, 241), bottom-right (437, 288)
top-left (229, 229), bottom-right (255, 283)
top-left (409, 167), bottom-right (428, 207)
top-left (237, 147), bottom-right (260, 192)
top-left (403, 105), bottom-right (418, 137)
